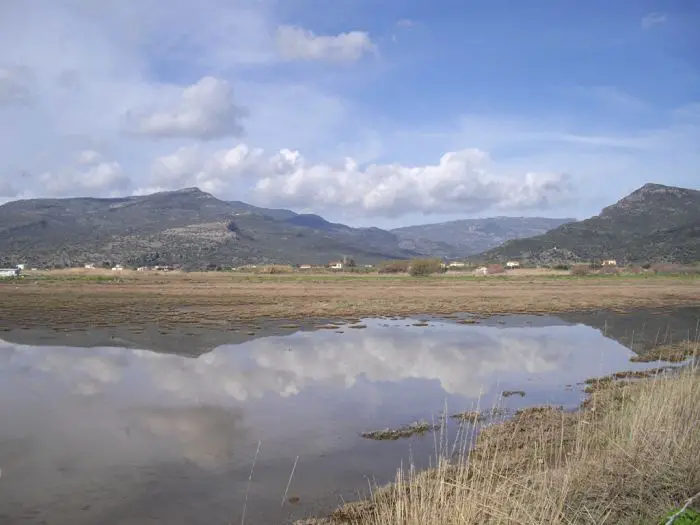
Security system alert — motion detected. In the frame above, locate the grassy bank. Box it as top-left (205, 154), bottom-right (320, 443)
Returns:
top-left (304, 365), bottom-right (700, 525)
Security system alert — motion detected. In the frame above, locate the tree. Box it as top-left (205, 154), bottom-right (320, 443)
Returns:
top-left (409, 258), bottom-right (443, 277)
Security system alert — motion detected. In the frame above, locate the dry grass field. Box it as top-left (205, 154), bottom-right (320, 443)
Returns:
top-left (1, 269), bottom-right (698, 329)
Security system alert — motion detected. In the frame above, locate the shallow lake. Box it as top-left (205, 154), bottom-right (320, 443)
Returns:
top-left (1, 309), bottom-right (698, 524)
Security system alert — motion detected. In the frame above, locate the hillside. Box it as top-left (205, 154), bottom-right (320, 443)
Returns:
top-left (0, 188), bottom-right (418, 268)
top-left (392, 217), bottom-right (574, 258)
top-left (478, 183), bottom-right (700, 264)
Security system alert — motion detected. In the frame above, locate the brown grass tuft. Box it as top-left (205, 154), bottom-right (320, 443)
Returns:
top-left (631, 340), bottom-right (699, 363)
top-left (570, 264), bottom-right (590, 276)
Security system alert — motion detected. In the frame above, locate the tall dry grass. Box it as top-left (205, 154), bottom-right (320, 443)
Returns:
top-left (315, 366), bottom-right (700, 525)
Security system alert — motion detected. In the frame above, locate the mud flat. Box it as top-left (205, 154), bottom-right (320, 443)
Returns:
top-left (1, 272), bottom-right (699, 329)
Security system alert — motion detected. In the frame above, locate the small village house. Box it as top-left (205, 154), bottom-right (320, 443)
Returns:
top-left (328, 260), bottom-right (344, 270)
top-left (111, 264), bottom-right (124, 271)
top-left (474, 266), bottom-right (489, 276)
top-left (602, 259), bottom-right (617, 267)
top-left (506, 261), bottom-right (521, 269)
top-left (448, 261), bottom-right (466, 268)
top-left (298, 264), bottom-right (313, 270)
top-left (0, 267), bottom-right (22, 278)
top-left (84, 263), bottom-right (95, 269)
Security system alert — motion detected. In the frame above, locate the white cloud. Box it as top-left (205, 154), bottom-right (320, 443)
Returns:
top-left (575, 86), bottom-right (647, 111)
top-left (146, 144), bottom-right (265, 195)
top-left (76, 150), bottom-right (103, 165)
top-left (145, 143), bottom-right (573, 218)
top-left (37, 151), bottom-right (130, 197)
top-left (396, 19), bottom-right (415, 28)
top-left (276, 25), bottom-right (376, 62)
top-left (642, 12), bottom-right (666, 29)
top-left (0, 66), bottom-right (34, 106)
top-left (258, 149), bottom-right (573, 217)
top-left (125, 76), bottom-right (247, 140)
top-left (0, 180), bottom-right (19, 200)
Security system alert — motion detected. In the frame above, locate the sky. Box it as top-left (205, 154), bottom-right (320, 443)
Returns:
top-left (0, 0), bottom-right (698, 228)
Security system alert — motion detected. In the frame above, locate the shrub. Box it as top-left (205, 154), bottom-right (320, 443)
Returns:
top-left (553, 264), bottom-right (570, 271)
top-left (571, 264), bottom-right (590, 276)
top-left (599, 266), bottom-right (620, 275)
top-left (486, 264), bottom-right (505, 275)
top-left (380, 260), bottom-right (411, 274)
top-left (255, 264), bottom-right (293, 274)
top-left (659, 508), bottom-right (700, 524)
top-left (409, 258), bottom-right (444, 277)
top-left (651, 263), bottom-right (700, 276)
top-left (626, 265), bottom-right (643, 274)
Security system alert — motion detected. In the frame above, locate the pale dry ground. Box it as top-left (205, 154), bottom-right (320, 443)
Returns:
top-left (300, 365), bottom-right (700, 525)
top-left (1, 270), bottom-right (698, 329)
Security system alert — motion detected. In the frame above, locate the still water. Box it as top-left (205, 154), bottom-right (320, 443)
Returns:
top-left (0, 310), bottom-right (697, 524)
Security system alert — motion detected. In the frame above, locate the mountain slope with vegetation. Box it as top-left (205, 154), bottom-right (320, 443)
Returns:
top-left (392, 217), bottom-right (574, 258)
top-left (478, 183), bottom-right (700, 264)
top-left (0, 188), bottom-right (418, 268)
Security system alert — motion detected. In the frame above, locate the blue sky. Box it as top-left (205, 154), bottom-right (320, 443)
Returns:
top-left (0, 0), bottom-right (698, 228)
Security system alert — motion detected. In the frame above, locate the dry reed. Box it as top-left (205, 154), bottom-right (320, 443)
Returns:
top-left (303, 366), bottom-right (700, 525)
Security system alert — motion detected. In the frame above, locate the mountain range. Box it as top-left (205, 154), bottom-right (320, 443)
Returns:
top-left (392, 217), bottom-right (574, 257)
top-left (0, 183), bottom-right (698, 268)
top-left (0, 188), bottom-right (415, 268)
top-left (478, 183), bottom-right (700, 265)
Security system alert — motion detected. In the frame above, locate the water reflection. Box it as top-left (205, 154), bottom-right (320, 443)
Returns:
top-left (0, 315), bottom-right (686, 524)
top-left (0, 321), bottom-right (641, 402)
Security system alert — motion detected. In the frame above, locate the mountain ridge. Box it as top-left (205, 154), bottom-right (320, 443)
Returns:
top-left (0, 188), bottom-right (420, 268)
top-left (476, 183), bottom-right (700, 264)
top-left (392, 216), bottom-right (575, 258)
top-left (3, 183), bottom-right (696, 268)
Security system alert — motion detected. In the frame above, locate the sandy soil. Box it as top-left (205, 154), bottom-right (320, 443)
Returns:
top-left (1, 271), bottom-right (698, 329)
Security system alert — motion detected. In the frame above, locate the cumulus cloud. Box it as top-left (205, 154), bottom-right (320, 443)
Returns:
top-left (75, 150), bottom-right (103, 165)
top-left (145, 144), bottom-right (573, 217)
top-left (276, 25), bottom-right (376, 62)
top-left (0, 180), bottom-right (19, 200)
top-left (37, 150), bottom-right (131, 197)
top-left (0, 66), bottom-right (34, 106)
top-left (641, 12), bottom-right (666, 29)
top-left (125, 77), bottom-right (247, 140)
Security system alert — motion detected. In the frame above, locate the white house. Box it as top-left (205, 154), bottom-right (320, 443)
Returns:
top-left (602, 259), bottom-right (617, 267)
top-left (111, 265), bottom-right (124, 271)
top-left (328, 260), bottom-right (344, 270)
top-left (299, 264), bottom-right (313, 270)
top-left (0, 267), bottom-right (21, 278)
top-left (474, 266), bottom-right (489, 276)
top-left (448, 261), bottom-right (467, 268)
top-left (506, 261), bottom-right (521, 269)
top-left (84, 263), bottom-right (95, 269)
